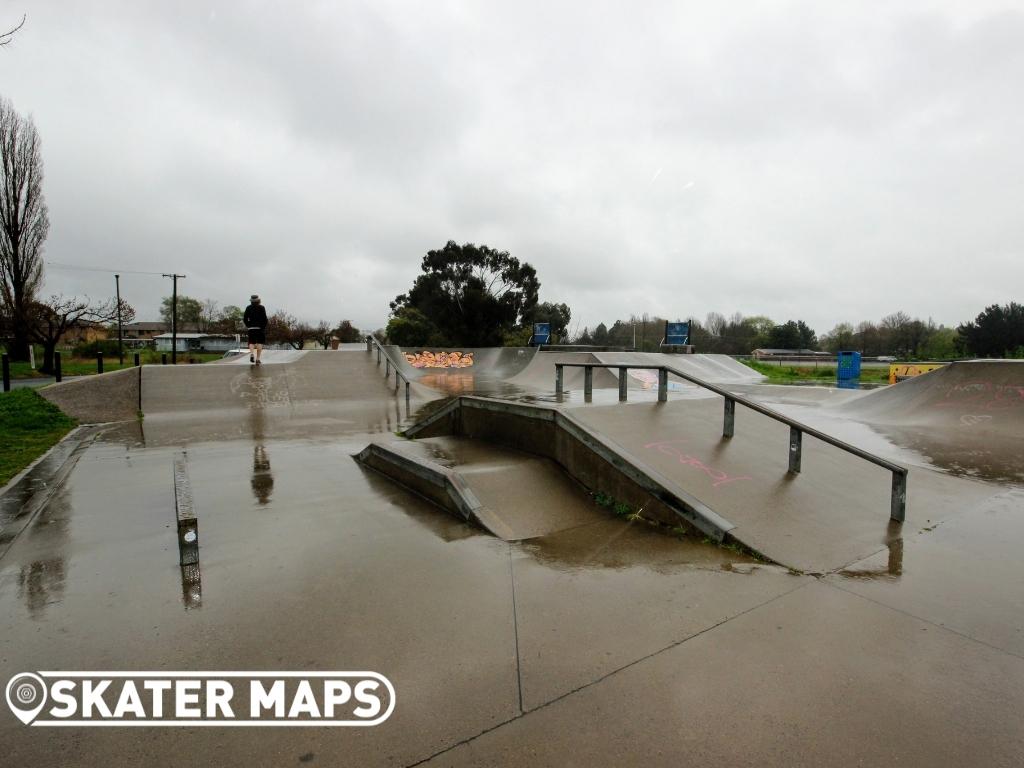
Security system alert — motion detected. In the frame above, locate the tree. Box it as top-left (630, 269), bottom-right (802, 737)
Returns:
top-left (1, 15), bottom-right (25, 47)
top-left (334, 320), bottom-right (361, 343)
top-left (821, 322), bottom-right (855, 353)
top-left (160, 294), bottom-right (202, 330)
top-left (386, 306), bottom-right (442, 346)
top-left (0, 97), bottom-right (49, 361)
top-left (213, 305), bottom-right (243, 334)
top-left (389, 240), bottom-right (539, 347)
top-left (29, 295), bottom-right (135, 374)
top-left (957, 302), bottom-right (1024, 357)
top-left (767, 320), bottom-right (817, 350)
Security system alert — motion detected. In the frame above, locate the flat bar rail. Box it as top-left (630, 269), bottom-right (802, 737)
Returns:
top-left (366, 336), bottom-right (411, 404)
top-left (555, 362), bottom-right (908, 522)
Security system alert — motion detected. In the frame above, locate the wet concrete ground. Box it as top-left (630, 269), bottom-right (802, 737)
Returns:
top-left (2, 352), bottom-right (1022, 765)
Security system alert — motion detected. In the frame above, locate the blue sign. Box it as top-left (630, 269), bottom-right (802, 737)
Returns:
top-left (665, 322), bottom-right (689, 345)
top-left (532, 323), bottom-right (551, 345)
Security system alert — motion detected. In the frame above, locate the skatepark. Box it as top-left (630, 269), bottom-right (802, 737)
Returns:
top-left (2, 345), bottom-right (1022, 766)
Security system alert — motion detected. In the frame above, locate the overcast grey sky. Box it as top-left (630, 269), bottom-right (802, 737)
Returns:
top-left (3, 1), bottom-right (1022, 336)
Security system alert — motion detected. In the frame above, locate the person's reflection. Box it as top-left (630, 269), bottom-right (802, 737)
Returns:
top-left (251, 444), bottom-right (274, 505)
top-left (247, 378), bottom-right (274, 505)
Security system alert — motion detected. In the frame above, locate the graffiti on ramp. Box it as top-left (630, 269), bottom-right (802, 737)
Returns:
top-left (404, 351), bottom-right (474, 369)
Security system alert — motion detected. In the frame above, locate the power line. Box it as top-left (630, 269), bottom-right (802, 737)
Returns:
top-left (45, 260), bottom-right (169, 277)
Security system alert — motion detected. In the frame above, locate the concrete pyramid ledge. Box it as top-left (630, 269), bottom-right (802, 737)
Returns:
top-left (354, 442), bottom-right (516, 540)
top-left (398, 396), bottom-right (736, 542)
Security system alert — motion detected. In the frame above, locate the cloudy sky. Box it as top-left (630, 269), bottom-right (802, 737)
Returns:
top-left (4, 1), bottom-right (1022, 336)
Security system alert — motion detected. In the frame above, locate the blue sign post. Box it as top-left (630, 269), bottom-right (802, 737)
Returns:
top-left (532, 322), bottom-right (551, 346)
top-left (663, 321), bottom-right (690, 346)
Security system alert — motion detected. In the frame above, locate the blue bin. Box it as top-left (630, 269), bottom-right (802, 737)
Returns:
top-left (837, 351), bottom-right (861, 380)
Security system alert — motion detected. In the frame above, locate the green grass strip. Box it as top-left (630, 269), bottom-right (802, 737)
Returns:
top-left (0, 389), bottom-right (78, 487)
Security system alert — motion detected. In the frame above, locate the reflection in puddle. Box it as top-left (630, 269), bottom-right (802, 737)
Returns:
top-left (252, 445), bottom-right (274, 505)
top-left (837, 524), bottom-right (904, 581)
top-left (181, 562), bottom-right (202, 609)
top-left (18, 558), bottom-right (66, 620)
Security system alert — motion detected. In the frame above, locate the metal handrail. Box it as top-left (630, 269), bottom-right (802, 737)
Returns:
top-left (365, 336), bottom-right (411, 403)
top-left (554, 361), bottom-right (907, 522)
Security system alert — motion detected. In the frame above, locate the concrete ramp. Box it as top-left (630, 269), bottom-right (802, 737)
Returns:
top-left (138, 350), bottom-right (439, 443)
top-left (594, 352), bottom-right (765, 385)
top-left (356, 437), bottom-right (608, 541)
top-left (834, 360), bottom-right (1024, 482)
top-left (397, 396), bottom-right (1001, 573)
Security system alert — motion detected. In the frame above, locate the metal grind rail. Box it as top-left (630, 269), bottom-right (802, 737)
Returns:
top-left (366, 336), bottom-right (412, 404)
top-left (555, 362), bottom-right (908, 522)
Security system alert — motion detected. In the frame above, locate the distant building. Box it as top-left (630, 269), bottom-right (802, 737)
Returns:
top-left (123, 321), bottom-right (206, 341)
top-left (153, 333), bottom-right (238, 353)
top-left (752, 348), bottom-right (831, 360)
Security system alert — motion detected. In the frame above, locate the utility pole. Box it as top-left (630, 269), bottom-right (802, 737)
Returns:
top-left (115, 274), bottom-right (123, 365)
top-left (162, 273), bottom-right (186, 364)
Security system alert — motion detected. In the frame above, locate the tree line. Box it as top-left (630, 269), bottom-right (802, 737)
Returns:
top-left (157, 294), bottom-right (362, 349)
top-left (574, 304), bottom-right (1022, 359)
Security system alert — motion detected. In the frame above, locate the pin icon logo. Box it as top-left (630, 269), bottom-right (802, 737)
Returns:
top-left (6, 673), bottom-right (47, 725)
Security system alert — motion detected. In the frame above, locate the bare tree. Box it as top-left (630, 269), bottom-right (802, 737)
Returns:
top-left (29, 296), bottom-right (135, 374)
top-left (0, 97), bottom-right (49, 360)
top-left (1, 15), bottom-right (26, 47)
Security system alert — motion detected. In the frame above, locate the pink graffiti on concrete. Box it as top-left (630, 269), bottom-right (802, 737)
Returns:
top-left (644, 440), bottom-right (752, 488)
top-left (932, 382), bottom-right (1024, 411)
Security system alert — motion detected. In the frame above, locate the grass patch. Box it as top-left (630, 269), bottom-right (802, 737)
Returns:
top-left (741, 359), bottom-right (889, 384)
top-left (0, 389), bottom-right (77, 486)
top-left (4, 347), bottom-right (223, 379)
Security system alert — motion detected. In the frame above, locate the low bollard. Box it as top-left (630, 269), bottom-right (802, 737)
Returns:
top-left (657, 369), bottom-right (668, 402)
top-left (55, 352), bottom-right (62, 382)
top-left (134, 352), bottom-right (140, 367)
top-left (555, 364), bottom-right (564, 394)
top-left (97, 352), bottom-right (104, 374)
top-left (1, 353), bottom-right (9, 393)
top-left (618, 367), bottom-right (628, 402)
top-left (162, 353), bottom-right (168, 365)
top-left (583, 366), bottom-right (593, 399)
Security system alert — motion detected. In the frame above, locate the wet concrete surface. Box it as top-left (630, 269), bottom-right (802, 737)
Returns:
top-left (572, 398), bottom-right (1003, 573)
top-left (422, 580), bottom-right (1024, 767)
top-left (0, 432), bottom-right (783, 766)
top-left (3, 352), bottom-right (1023, 765)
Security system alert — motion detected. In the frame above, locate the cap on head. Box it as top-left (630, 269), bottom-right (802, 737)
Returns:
top-left (250, 294), bottom-right (260, 303)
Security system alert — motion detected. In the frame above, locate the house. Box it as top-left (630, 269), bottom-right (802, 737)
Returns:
top-left (153, 333), bottom-right (239, 353)
top-left (122, 321), bottom-right (168, 341)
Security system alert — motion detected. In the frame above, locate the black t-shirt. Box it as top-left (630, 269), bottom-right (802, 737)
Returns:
top-left (243, 303), bottom-right (268, 329)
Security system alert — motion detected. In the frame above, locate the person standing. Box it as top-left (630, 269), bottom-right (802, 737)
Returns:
top-left (243, 294), bottom-right (268, 365)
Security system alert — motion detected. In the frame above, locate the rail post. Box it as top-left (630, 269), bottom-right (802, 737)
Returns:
top-left (658, 368), bottom-right (668, 402)
top-left (97, 352), bottom-right (104, 374)
top-left (1, 353), bottom-right (9, 392)
top-left (405, 380), bottom-right (410, 406)
top-left (134, 352), bottom-right (141, 367)
top-left (366, 336), bottom-right (372, 353)
top-left (55, 352), bottom-right (62, 382)
top-left (583, 366), bottom-right (593, 398)
top-left (618, 367), bottom-right (628, 401)
top-left (891, 470), bottom-right (907, 522)
top-left (555, 364), bottom-right (564, 394)
top-left (723, 397), bottom-right (735, 438)
top-left (788, 427), bottom-right (802, 473)
top-left (162, 353), bottom-right (168, 365)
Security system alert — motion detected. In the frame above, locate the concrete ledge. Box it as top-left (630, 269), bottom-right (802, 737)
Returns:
top-left (404, 397), bottom-right (735, 542)
top-left (39, 367), bottom-right (140, 423)
top-left (354, 442), bottom-right (515, 540)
